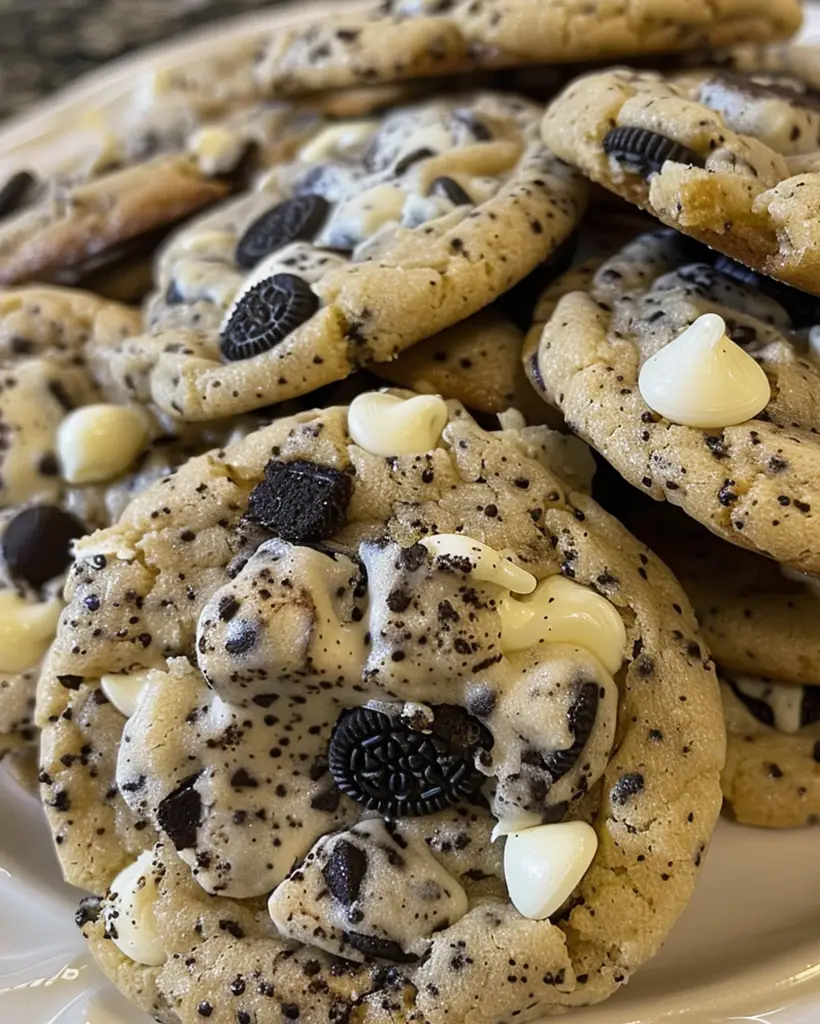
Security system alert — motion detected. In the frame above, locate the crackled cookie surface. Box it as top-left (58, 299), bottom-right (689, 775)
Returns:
top-left (0, 287), bottom-right (232, 751)
top-left (39, 395), bottom-right (723, 1023)
top-left (539, 51), bottom-right (820, 294)
top-left (92, 93), bottom-right (585, 422)
top-left (529, 228), bottom-right (820, 573)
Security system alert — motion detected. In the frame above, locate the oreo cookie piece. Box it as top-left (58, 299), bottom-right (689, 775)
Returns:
top-left (155, 772), bottom-right (203, 852)
top-left (322, 839), bottom-right (368, 906)
top-left (731, 680), bottom-right (820, 730)
top-left (602, 126), bottom-right (704, 176)
top-left (235, 195), bottom-right (330, 270)
top-left (328, 705), bottom-right (491, 816)
top-left (539, 681), bottom-right (600, 782)
top-left (220, 274), bottom-right (319, 361)
top-left (246, 459), bottom-right (353, 543)
top-left (0, 171), bottom-right (36, 219)
top-left (345, 931), bottom-right (419, 964)
top-left (2, 505), bottom-right (86, 589)
top-left (713, 254), bottom-right (820, 327)
top-left (429, 176), bottom-right (473, 206)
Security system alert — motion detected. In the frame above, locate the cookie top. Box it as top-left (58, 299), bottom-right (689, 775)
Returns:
top-left (38, 393), bottom-right (722, 1022)
top-left (541, 50), bottom-right (820, 294)
top-left (245, 0), bottom-right (802, 97)
top-left (528, 228), bottom-right (820, 573)
top-left (91, 93), bottom-right (585, 422)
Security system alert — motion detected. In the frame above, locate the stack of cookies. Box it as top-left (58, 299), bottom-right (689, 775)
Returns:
top-left (0, 0), bottom-right (816, 1019)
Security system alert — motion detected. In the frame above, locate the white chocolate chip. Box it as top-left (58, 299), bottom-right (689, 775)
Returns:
top-left (0, 591), bottom-right (62, 673)
top-left (104, 851), bottom-right (166, 966)
top-left (504, 820), bottom-right (598, 920)
top-left (420, 534), bottom-right (537, 595)
top-left (188, 126), bottom-right (246, 176)
top-left (348, 391), bottom-right (448, 457)
top-left (298, 120), bottom-right (378, 163)
top-left (101, 669), bottom-right (161, 718)
top-left (499, 575), bottom-right (626, 672)
top-left (57, 404), bottom-right (150, 485)
top-left (491, 811), bottom-right (543, 842)
top-left (638, 313), bottom-right (771, 428)
top-left (497, 408), bottom-right (527, 432)
top-left (733, 675), bottom-right (804, 734)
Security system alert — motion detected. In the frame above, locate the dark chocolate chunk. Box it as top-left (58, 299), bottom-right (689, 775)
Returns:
top-left (247, 459), bottom-right (353, 543)
top-left (221, 273), bottom-right (319, 361)
top-left (539, 682), bottom-right (599, 782)
top-left (611, 771), bottom-right (645, 805)
top-left (430, 176), bottom-right (473, 206)
top-left (0, 171), bottom-right (36, 219)
top-left (328, 705), bottom-right (491, 817)
top-left (2, 505), bottom-right (86, 589)
top-left (323, 839), bottom-right (368, 905)
top-left (156, 772), bottom-right (202, 851)
top-left (236, 195), bottom-right (329, 270)
top-left (602, 126), bottom-right (704, 176)
top-left (345, 931), bottom-right (419, 963)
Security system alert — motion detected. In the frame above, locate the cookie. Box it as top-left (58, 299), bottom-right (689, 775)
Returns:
top-left (38, 393), bottom-right (723, 1022)
top-left (528, 227), bottom-right (820, 573)
top-left (248, 0), bottom-right (801, 98)
top-left (372, 307), bottom-right (556, 423)
top-left (0, 103), bottom-right (330, 286)
top-left (90, 93), bottom-right (586, 422)
top-left (0, 286), bottom-right (239, 749)
top-left (597, 476), bottom-right (820, 828)
top-left (540, 50), bottom-right (820, 294)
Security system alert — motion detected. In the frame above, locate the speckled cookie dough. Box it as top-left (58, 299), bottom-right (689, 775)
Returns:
top-left (597, 482), bottom-right (820, 828)
top-left (248, 0), bottom-right (801, 99)
top-left (528, 228), bottom-right (820, 573)
top-left (91, 92), bottom-right (585, 423)
top-left (38, 395), bottom-right (723, 1023)
top-left (0, 286), bottom-right (237, 750)
top-left (540, 49), bottom-right (820, 295)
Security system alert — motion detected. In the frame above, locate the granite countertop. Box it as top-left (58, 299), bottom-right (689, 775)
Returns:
top-left (0, 0), bottom-right (289, 121)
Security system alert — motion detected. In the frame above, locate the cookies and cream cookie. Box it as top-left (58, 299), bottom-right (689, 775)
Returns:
top-left (38, 394), bottom-right (723, 1022)
top-left (90, 93), bottom-right (586, 422)
top-left (541, 48), bottom-right (820, 294)
top-left (527, 228), bottom-right (820, 574)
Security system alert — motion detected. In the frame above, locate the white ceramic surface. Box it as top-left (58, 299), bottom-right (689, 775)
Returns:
top-left (2, 2), bottom-right (820, 1021)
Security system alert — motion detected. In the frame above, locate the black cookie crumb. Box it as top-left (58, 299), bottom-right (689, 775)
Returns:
top-left (247, 459), bottom-right (353, 543)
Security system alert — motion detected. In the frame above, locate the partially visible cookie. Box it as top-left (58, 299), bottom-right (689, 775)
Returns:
top-left (38, 395), bottom-right (722, 1022)
top-left (90, 93), bottom-right (585, 422)
top-left (528, 228), bottom-right (820, 573)
top-left (541, 50), bottom-right (820, 294)
top-left (250, 0), bottom-right (801, 98)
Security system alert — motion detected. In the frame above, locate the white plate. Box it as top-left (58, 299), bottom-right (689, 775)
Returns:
top-left (1, 3), bottom-right (820, 1022)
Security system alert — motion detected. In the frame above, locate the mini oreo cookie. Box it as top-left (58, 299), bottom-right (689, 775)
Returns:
top-left (328, 705), bottom-right (491, 816)
top-left (246, 459), bottom-right (353, 543)
top-left (2, 505), bottom-right (86, 589)
top-left (220, 273), bottom-right (319, 361)
top-left (0, 171), bottom-right (36, 219)
top-left (235, 195), bottom-right (330, 270)
top-left (602, 126), bottom-right (704, 176)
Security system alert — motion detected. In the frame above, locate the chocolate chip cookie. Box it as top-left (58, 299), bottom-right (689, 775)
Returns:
top-left (528, 228), bottom-right (820, 574)
top-left (38, 394), bottom-right (723, 1022)
top-left (92, 93), bottom-right (586, 422)
top-left (541, 49), bottom-right (820, 294)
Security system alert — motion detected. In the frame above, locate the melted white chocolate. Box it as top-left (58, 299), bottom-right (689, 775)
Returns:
top-left (504, 820), bottom-right (598, 920)
top-left (0, 591), bottom-right (62, 673)
top-left (499, 575), bottom-right (626, 673)
top-left (348, 391), bottom-right (448, 457)
top-left (298, 120), bottom-right (378, 163)
top-left (420, 534), bottom-right (537, 595)
top-left (101, 669), bottom-right (163, 719)
top-left (734, 675), bottom-right (804, 734)
top-left (638, 313), bottom-right (771, 428)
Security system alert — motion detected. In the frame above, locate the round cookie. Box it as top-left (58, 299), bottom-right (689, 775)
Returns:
top-left (38, 393), bottom-right (723, 1022)
top-left (90, 92), bottom-right (586, 422)
top-left (527, 227), bottom-right (820, 573)
top-left (540, 49), bottom-right (820, 294)
top-left (596, 476), bottom-right (820, 828)
top-left (0, 286), bottom-right (238, 752)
